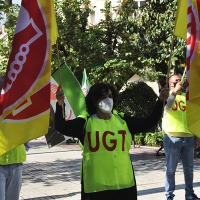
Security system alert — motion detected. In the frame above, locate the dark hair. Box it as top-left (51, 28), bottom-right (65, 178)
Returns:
top-left (86, 83), bottom-right (117, 115)
top-left (169, 74), bottom-right (180, 82)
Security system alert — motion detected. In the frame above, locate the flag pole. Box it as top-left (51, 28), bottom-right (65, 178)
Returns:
top-left (56, 39), bottom-right (64, 118)
top-left (162, 34), bottom-right (175, 117)
top-left (181, 67), bottom-right (186, 81)
top-left (166, 34), bottom-right (175, 87)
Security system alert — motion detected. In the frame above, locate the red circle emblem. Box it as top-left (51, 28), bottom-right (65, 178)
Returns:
top-left (50, 84), bottom-right (58, 100)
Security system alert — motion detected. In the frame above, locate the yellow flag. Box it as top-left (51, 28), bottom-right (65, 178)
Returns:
top-left (0, 0), bottom-right (58, 155)
top-left (186, 0), bottom-right (200, 138)
top-left (174, 0), bottom-right (187, 39)
top-left (39, 0), bottom-right (58, 45)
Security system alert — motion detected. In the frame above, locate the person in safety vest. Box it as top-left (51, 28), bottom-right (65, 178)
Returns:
top-left (162, 74), bottom-right (200, 200)
top-left (55, 82), bottom-right (169, 200)
top-left (0, 76), bottom-right (29, 200)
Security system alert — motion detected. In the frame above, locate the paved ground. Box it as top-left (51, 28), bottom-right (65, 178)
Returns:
top-left (20, 138), bottom-right (200, 200)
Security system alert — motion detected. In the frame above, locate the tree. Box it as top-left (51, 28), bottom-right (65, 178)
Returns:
top-left (54, 0), bottom-right (141, 90)
top-left (0, 2), bottom-right (19, 76)
top-left (134, 0), bottom-right (186, 87)
top-left (53, 0), bottom-right (186, 89)
top-left (117, 81), bottom-right (161, 137)
top-left (0, 0), bottom-right (186, 89)
top-left (117, 81), bottom-right (158, 117)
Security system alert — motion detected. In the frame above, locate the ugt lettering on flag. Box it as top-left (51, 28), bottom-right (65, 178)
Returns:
top-left (0, 0), bottom-right (57, 155)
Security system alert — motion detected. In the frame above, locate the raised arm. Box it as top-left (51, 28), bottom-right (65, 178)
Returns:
top-left (54, 85), bottom-right (86, 141)
top-left (124, 87), bottom-right (169, 135)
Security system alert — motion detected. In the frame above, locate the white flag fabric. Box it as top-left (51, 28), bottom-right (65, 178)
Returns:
top-left (81, 68), bottom-right (90, 96)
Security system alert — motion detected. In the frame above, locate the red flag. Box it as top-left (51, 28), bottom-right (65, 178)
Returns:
top-left (0, 0), bottom-right (58, 155)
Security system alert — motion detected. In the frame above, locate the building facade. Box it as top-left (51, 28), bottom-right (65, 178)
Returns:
top-left (89, 0), bottom-right (146, 25)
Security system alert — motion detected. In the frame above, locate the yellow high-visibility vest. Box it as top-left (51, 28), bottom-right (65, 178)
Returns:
top-left (82, 112), bottom-right (135, 193)
top-left (162, 93), bottom-right (192, 134)
top-left (0, 144), bottom-right (26, 165)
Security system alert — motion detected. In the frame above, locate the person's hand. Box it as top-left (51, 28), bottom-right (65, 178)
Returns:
top-left (158, 87), bottom-right (169, 102)
top-left (171, 81), bottom-right (183, 96)
top-left (56, 85), bottom-right (64, 106)
top-left (195, 137), bottom-right (200, 149)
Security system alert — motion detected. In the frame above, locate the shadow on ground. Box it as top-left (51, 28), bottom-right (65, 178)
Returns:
top-left (22, 191), bottom-right (81, 200)
top-left (23, 140), bottom-right (82, 187)
top-left (22, 140), bottom-right (200, 198)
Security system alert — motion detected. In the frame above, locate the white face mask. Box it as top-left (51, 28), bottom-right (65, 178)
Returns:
top-left (98, 97), bottom-right (113, 113)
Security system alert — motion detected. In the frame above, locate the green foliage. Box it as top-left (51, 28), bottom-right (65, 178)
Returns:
top-left (134, 132), bottom-right (164, 146)
top-left (0, 0), bottom-right (186, 89)
top-left (53, 0), bottom-right (94, 81)
top-left (52, 0), bottom-right (186, 89)
top-left (134, 133), bottom-right (145, 146)
top-left (117, 81), bottom-right (161, 139)
top-left (117, 81), bottom-right (157, 117)
top-left (144, 132), bottom-right (163, 146)
top-left (0, 2), bottom-right (19, 76)
top-left (135, 0), bottom-right (186, 86)
top-left (0, 1), bottom-right (6, 21)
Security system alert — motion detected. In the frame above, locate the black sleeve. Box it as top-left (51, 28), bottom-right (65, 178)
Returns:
top-left (55, 103), bottom-right (86, 141)
top-left (124, 99), bottom-right (163, 135)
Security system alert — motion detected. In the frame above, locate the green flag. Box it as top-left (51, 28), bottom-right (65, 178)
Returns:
top-left (52, 62), bottom-right (86, 117)
top-left (47, 62), bottom-right (86, 147)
